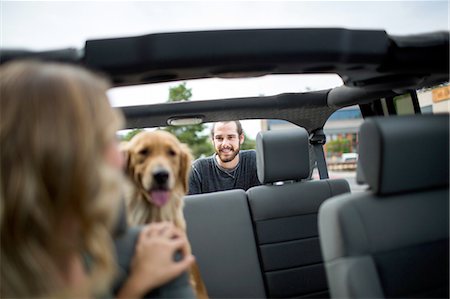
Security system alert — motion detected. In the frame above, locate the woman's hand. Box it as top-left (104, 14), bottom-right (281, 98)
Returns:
top-left (117, 222), bottom-right (195, 298)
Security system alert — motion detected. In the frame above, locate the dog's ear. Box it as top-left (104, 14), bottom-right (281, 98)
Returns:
top-left (179, 143), bottom-right (193, 194)
top-left (119, 141), bottom-right (132, 174)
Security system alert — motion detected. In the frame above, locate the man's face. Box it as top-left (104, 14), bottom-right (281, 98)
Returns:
top-left (212, 122), bottom-right (244, 163)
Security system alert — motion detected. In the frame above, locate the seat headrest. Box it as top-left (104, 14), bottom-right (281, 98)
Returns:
top-left (358, 114), bottom-right (449, 195)
top-left (256, 127), bottom-right (310, 184)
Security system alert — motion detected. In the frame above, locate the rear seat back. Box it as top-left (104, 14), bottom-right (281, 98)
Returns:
top-left (247, 128), bottom-right (350, 298)
top-left (184, 189), bottom-right (266, 298)
top-left (319, 115), bottom-right (449, 298)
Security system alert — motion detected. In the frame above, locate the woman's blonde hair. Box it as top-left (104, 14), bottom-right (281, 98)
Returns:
top-left (0, 61), bottom-right (124, 297)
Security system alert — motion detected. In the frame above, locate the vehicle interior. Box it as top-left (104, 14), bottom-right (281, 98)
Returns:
top-left (2, 28), bottom-right (449, 298)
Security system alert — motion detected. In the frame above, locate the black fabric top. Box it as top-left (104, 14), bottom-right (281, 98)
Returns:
top-left (188, 150), bottom-right (261, 195)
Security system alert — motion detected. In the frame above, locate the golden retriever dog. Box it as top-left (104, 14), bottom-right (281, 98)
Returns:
top-left (122, 130), bottom-right (208, 299)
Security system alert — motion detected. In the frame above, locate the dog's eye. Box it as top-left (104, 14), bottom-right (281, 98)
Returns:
top-left (168, 149), bottom-right (177, 157)
top-left (138, 148), bottom-right (150, 156)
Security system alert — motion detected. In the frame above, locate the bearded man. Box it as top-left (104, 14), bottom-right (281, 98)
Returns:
top-left (188, 120), bottom-right (260, 195)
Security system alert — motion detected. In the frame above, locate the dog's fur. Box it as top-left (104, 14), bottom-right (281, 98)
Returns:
top-left (122, 130), bottom-right (208, 299)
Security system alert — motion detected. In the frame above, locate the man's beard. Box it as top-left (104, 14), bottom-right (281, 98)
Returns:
top-left (216, 144), bottom-right (240, 163)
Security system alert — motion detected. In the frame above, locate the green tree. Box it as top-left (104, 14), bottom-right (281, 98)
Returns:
top-left (168, 82), bottom-right (192, 101)
top-left (164, 83), bottom-right (213, 159)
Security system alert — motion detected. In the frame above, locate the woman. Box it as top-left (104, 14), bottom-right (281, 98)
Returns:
top-left (0, 61), bottom-right (194, 298)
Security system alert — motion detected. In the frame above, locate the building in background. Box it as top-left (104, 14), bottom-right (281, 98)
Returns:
top-left (419, 85), bottom-right (450, 114)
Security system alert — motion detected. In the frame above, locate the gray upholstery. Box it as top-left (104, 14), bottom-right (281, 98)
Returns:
top-left (355, 159), bottom-right (366, 185)
top-left (184, 190), bottom-right (266, 298)
top-left (358, 114), bottom-right (449, 195)
top-left (319, 114), bottom-right (449, 299)
top-left (256, 127), bottom-right (310, 184)
top-left (249, 180), bottom-right (351, 222)
top-left (248, 128), bottom-right (350, 298)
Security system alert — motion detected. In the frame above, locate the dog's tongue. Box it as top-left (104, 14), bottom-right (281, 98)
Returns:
top-left (150, 190), bottom-right (170, 207)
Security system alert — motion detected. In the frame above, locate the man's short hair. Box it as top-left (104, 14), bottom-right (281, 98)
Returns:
top-left (210, 120), bottom-right (243, 138)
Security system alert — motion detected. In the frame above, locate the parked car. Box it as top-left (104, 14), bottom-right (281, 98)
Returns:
top-left (2, 28), bottom-right (449, 298)
top-left (341, 153), bottom-right (358, 163)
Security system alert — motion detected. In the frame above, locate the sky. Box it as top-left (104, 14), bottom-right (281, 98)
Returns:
top-left (1, 0), bottom-right (449, 137)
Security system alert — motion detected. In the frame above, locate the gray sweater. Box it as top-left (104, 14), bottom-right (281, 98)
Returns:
top-left (188, 150), bottom-right (261, 195)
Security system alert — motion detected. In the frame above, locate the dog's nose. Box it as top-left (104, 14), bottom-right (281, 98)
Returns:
top-left (153, 169), bottom-right (169, 185)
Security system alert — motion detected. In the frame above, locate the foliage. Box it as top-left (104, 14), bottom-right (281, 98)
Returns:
top-left (326, 138), bottom-right (351, 154)
top-left (168, 82), bottom-right (193, 102)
